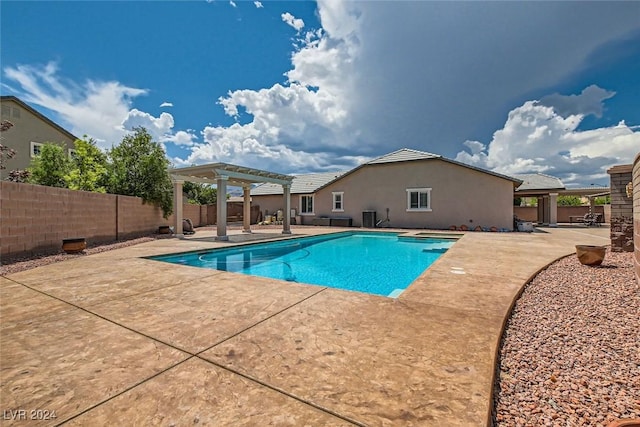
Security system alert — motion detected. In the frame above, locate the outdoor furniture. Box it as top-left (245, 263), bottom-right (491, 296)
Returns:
top-left (569, 215), bottom-right (585, 224)
top-left (330, 217), bottom-right (353, 227)
top-left (583, 213), bottom-right (602, 227)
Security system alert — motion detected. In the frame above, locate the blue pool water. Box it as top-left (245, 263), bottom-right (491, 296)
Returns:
top-left (150, 232), bottom-right (456, 297)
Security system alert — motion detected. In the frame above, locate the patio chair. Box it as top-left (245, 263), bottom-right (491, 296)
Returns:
top-left (583, 213), bottom-right (599, 227)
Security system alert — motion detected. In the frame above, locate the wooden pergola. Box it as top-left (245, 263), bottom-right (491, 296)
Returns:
top-left (169, 163), bottom-right (293, 241)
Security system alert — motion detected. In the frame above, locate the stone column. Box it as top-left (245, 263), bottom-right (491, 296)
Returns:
top-left (608, 164), bottom-right (634, 252)
top-left (282, 183), bottom-right (292, 235)
top-left (173, 180), bottom-right (184, 237)
top-left (549, 193), bottom-right (558, 227)
top-left (216, 175), bottom-right (229, 241)
top-left (242, 185), bottom-right (251, 234)
top-left (536, 196), bottom-right (544, 224)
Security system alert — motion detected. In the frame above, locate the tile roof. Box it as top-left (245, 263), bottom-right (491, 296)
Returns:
top-left (365, 148), bottom-right (441, 164)
top-left (512, 173), bottom-right (565, 191)
top-left (251, 170), bottom-right (347, 195)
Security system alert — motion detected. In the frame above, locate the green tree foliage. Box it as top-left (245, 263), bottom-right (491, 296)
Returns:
top-left (28, 143), bottom-right (70, 187)
top-left (107, 127), bottom-right (173, 218)
top-left (66, 137), bottom-right (108, 192)
top-left (183, 181), bottom-right (217, 205)
top-left (594, 195), bottom-right (610, 205)
top-left (557, 195), bottom-right (583, 206)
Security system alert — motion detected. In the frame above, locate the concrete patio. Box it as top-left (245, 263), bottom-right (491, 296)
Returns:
top-left (1, 225), bottom-right (610, 426)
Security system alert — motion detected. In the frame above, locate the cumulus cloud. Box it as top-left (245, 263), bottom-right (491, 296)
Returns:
top-left (281, 12), bottom-right (305, 32)
top-left (253, 1), bottom-right (263, 9)
top-left (172, 120), bottom-right (368, 173)
top-left (160, 101), bottom-right (173, 108)
top-left (455, 94), bottom-right (640, 185)
top-left (121, 109), bottom-right (174, 141)
top-left (2, 61), bottom-right (146, 148)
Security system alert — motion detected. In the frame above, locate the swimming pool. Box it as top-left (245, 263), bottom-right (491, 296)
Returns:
top-left (150, 232), bottom-right (456, 297)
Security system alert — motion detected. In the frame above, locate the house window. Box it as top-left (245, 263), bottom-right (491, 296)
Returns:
top-left (68, 148), bottom-right (77, 159)
top-left (30, 141), bottom-right (44, 158)
top-left (332, 191), bottom-right (344, 212)
top-left (406, 188), bottom-right (432, 211)
top-left (300, 195), bottom-right (314, 214)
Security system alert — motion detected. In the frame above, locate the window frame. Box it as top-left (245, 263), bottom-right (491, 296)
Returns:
top-left (332, 191), bottom-right (344, 212)
top-left (300, 194), bottom-right (314, 215)
top-left (406, 187), bottom-right (432, 212)
top-left (30, 141), bottom-right (44, 158)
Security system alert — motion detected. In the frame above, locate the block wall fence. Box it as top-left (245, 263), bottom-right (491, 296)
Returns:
top-left (513, 205), bottom-right (607, 223)
top-left (633, 153), bottom-right (639, 285)
top-left (0, 182), bottom-right (211, 260)
top-left (608, 164), bottom-right (634, 253)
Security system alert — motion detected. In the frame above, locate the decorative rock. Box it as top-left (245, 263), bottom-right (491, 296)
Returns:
top-left (575, 245), bottom-right (607, 266)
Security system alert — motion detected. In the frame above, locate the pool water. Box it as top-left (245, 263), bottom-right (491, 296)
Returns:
top-left (150, 232), bottom-right (456, 298)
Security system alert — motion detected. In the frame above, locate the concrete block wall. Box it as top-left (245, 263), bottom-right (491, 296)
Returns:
top-left (608, 164), bottom-right (634, 252)
top-left (513, 205), bottom-right (606, 223)
top-left (1, 181), bottom-right (116, 258)
top-left (116, 195), bottom-right (169, 239)
top-left (1, 182), bottom-right (204, 260)
top-left (633, 153), bottom-right (639, 285)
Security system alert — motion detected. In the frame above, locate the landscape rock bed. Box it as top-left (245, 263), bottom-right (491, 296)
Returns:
top-left (494, 249), bottom-right (639, 426)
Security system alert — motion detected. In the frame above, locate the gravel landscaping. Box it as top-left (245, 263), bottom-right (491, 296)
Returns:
top-left (494, 249), bottom-right (640, 426)
top-left (0, 235), bottom-right (165, 276)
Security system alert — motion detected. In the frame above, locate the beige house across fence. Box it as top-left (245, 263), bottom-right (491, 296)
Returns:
top-left (0, 96), bottom-right (78, 179)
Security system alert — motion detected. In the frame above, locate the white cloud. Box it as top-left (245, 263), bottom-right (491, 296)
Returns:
top-left (455, 96), bottom-right (640, 185)
top-left (160, 101), bottom-right (173, 108)
top-left (253, 1), bottom-right (263, 9)
top-left (281, 12), bottom-right (305, 32)
top-left (2, 62), bottom-right (146, 148)
top-left (121, 109), bottom-right (175, 141)
top-left (229, 1), bottom-right (236, 8)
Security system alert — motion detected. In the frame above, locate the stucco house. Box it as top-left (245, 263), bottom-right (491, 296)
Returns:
top-left (0, 96), bottom-right (78, 179)
top-left (251, 148), bottom-right (522, 230)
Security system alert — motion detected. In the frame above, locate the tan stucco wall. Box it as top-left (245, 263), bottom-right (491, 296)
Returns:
top-left (1, 98), bottom-right (76, 178)
top-left (313, 159), bottom-right (515, 230)
top-left (250, 194), bottom-right (306, 222)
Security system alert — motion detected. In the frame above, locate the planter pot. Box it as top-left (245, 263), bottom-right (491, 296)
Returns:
top-left (607, 419), bottom-right (640, 427)
top-left (575, 245), bottom-right (606, 266)
top-left (62, 238), bottom-right (86, 254)
top-left (158, 225), bottom-right (171, 234)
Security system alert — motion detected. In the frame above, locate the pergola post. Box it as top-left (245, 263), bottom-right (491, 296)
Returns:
top-left (549, 192), bottom-right (558, 227)
top-left (282, 183), bottom-right (292, 234)
top-left (216, 175), bottom-right (229, 241)
top-left (242, 185), bottom-right (251, 234)
top-left (173, 179), bottom-right (184, 238)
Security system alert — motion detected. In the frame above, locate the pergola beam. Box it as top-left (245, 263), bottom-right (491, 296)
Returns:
top-left (169, 162), bottom-right (293, 240)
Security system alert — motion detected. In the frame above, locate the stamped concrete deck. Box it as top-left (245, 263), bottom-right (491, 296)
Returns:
top-left (1, 225), bottom-right (609, 426)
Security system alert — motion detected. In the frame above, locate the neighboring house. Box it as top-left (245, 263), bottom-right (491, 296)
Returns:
top-left (252, 148), bottom-right (522, 230)
top-left (0, 96), bottom-right (78, 179)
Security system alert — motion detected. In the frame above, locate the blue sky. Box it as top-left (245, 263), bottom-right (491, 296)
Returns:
top-left (2, 1), bottom-right (639, 186)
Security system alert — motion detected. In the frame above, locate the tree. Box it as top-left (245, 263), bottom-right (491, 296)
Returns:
top-left (0, 120), bottom-right (16, 170)
top-left (66, 137), bottom-right (108, 192)
top-left (28, 143), bottom-right (70, 187)
top-left (557, 195), bottom-right (583, 206)
top-left (107, 127), bottom-right (173, 218)
top-left (183, 181), bottom-right (218, 205)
